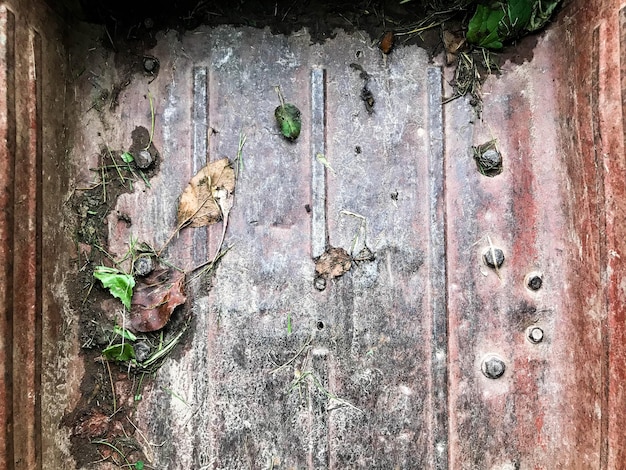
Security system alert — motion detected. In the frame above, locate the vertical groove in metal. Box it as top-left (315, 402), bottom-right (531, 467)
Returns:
top-left (192, 66), bottom-right (208, 263)
top-left (0, 6), bottom-right (15, 469)
top-left (592, 24), bottom-right (610, 470)
top-left (309, 349), bottom-right (329, 470)
top-left (311, 68), bottom-right (327, 259)
top-left (427, 66), bottom-right (448, 470)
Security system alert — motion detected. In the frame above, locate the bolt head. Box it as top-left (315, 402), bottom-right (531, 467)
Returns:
top-left (133, 256), bottom-right (154, 277)
top-left (484, 248), bottom-right (505, 269)
top-left (473, 141), bottom-right (503, 177)
top-left (143, 56), bottom-right (160, 74)
top-left (481, 355), bottom-right (506, 379)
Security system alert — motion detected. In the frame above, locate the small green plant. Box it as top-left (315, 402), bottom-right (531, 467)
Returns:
top-left (102, 325), bottom-right (137, 362)
top-left (274, 86), bottom-right (301, 141)
top-left (93, 266), bottom-right (135, 310)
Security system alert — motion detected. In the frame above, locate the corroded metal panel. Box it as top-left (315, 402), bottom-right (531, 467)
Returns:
top-left (104, 27), bottom-right (448, 468)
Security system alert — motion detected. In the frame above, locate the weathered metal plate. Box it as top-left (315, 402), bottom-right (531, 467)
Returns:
top-left (3, 0), bottom-right (626, 468)
top-left (103, 27), bottom-right (446, 468)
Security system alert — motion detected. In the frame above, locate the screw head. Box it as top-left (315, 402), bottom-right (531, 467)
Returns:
top-left (484, 248), bottom-right (505, 269)
top-left (528, 327), bottom-right (544, 344)
top-left (481, 355), bottom-right (506, 379)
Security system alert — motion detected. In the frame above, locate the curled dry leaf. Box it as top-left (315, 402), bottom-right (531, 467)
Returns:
top-left (177, 158), bottom-right (235, 227)
top-left (315, 247), bottom-right (352, 279)
top-left (130, 268), bottom-right (186, 332)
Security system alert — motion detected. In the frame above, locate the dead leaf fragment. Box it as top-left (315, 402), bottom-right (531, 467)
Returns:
top-left (443, 30), bottom-right (466, 65)
top-left (177, 158), bottom-right (235, 227)
top-left (130, 268), bottom-right (186, 332)
top-left (315, 247), bottom-right (352, 279)
top-left (380, 31), bottom-right (395, 54)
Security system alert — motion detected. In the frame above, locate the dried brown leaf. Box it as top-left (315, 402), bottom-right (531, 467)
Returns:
top-left (315, 247), bottom-right (352, 279)
top-left (130, 268), bottom-right (186, 332)
top-left (177, 158), bottom-right (235, 227)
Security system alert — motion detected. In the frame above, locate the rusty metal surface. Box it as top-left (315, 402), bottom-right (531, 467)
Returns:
top-left (2, 0), bottom-right (626, 468)
top-left (0, 0), bottom-right (74, 468)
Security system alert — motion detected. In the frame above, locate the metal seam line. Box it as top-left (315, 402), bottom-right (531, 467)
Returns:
top-left (192, 66), bottom-right (208, 263)
top-left (311, 68), bottom-right (327, 260)
top-left (427, 65), bottom-right (448, 470)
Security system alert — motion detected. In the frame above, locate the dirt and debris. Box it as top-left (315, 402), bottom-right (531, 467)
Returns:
top-left (350, 63), bottom-right (375, 114)
top-left (379, 30), bottom-right (395, 54)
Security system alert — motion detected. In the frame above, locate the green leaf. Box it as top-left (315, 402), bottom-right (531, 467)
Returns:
top-left (528, 0), bottom-right (561, 31)
top-left (468, 1), bottom-right (560, 50)
top-left (135, 461), bottom-right (145, 470)
top-left (502, 0), bottom-right (533, 39)
top-left (275, 103), bottom-right (302, 141)
top-left (114, 325), bottom-right (137, 341)
top-left (102, 343), bottom-right (136, 362)
top-left (121, 152), bottom-right (134, 163)
top-left (93, 266), bottom-right (135, 310)
top-left (467, 4), bottom-right (506, 49)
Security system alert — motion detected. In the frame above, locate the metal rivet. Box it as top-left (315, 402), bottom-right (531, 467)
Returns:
top-left (473, 141), bottom-right (503, 177)
top-left (135, 149), bottom-right (154, 169)
top-left (483, 248), bottom-right (505, 269)
top-left (527, 274), bottom-right (543, 291)
top-left (528, 327), bottom-right (544, 344)
top-left (314, 276), bottom-right (326, 291)
top-left (143, 56), bottom-right (160, 74)
top-left (316, 321), bottom-right (325, 330)
top-left (481, 355), bottom-right (506, 379)
top-left (133, 256), bottom-right (154, 277)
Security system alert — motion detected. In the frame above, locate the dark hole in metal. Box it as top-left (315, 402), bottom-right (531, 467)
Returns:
top-left (317, 321), bottom-right (325, 330)
top-left (528, 275), bottom-right (543, 290)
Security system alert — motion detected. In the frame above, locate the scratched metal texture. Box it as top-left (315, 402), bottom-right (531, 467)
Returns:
top-left (2, 0), bottom-right (626, 468)
top-left (104, 27), bottom-right (447, 469)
